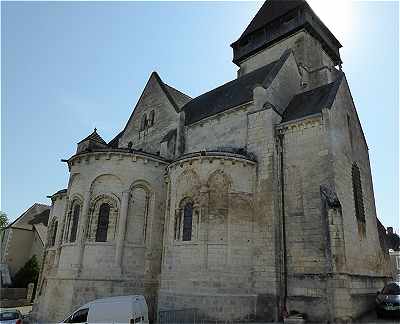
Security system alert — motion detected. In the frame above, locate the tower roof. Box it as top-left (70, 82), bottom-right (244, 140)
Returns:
top-left (78, 128), bottom-right (107, 145)
top-left (231, 0), bottom-right (342, 66)
top-left (239, 0), bottom-right (305, 41)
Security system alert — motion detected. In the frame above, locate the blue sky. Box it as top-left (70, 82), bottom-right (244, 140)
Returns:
top-left (1, 1), bottom-right (399, 230)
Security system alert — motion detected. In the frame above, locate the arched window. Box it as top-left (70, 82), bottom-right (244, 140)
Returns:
top-left (50, 220), bottom-right (58, 247)
top-left (352, 163), bottom-right (365, 223)
top-left (140, 114), bottom-right (147, 131)
top-left (148, 110), bottom-right (155, 127)
top-left (182, 202), bottom-right (193, 241)
top-left (95, 203), bottom-right (110, 242)
top-left (69, 204), bottom-right (80, 243)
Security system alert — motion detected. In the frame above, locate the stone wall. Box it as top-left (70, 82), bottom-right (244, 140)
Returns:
top-left (159, 153), bottom-right (259, 321)
top-left (324, 78), bottom-right (392, 320)
top-left (278, 115), bottom-right (332, 321)
top-left (238, 30), bottom-right (337, 90)
top-left (328, 79), bottom-right (387, 277)
top-left (4, 228), bottom-right (34, 277)
top-left (185, 106), bottom-right (249, 153)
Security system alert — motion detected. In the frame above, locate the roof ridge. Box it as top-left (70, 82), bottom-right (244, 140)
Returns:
top-left (164, 83), bottom-right (192, 100)
top-left (153, 73), bottom-right (181, 112)
top-left (183, 60), bottom-right (279, 124)
top-left (324, 72), bottom-right (344, 109)
top-left (237, 0), bottom-right (305, 41)
top-left (7, 203), bottom-right (50, 229)
top-left (185, 60), bottom-right (279, 107)
top-left (262, 49), bottom-right (292, 89)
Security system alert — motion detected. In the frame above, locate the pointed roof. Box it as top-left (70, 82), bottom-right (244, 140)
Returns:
top-left (239, 0), bottom-right (305, 41)
top-left (231, 0), bottom-right (342, 66)
top-left (164, 84), bottom-right (192, 109)
top-left (6, 203), bottom-right (50, 229)
top-left (108, 71), bottom-right (191, 148)
top-left (78, 128), bottom-right (107, 145)
top-left (28, 209), bottom-right (50, 226)
top-left (151, 71), bottom-right (192, 112)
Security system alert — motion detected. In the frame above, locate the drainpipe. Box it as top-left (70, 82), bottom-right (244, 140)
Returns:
top-left (277, 132), bottom-right (288, 319)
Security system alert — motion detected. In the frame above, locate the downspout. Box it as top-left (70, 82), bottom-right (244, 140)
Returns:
top-left (277, 132), bottom-right (288, 319)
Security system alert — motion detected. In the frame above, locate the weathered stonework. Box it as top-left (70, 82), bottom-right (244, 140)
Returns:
top-left (34, 1), bottom-right (391, 323)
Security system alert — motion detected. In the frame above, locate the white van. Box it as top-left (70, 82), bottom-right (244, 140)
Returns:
top-left (60, 295), bottom-right (149, 324)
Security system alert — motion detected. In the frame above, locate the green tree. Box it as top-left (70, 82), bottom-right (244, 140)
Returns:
top-left (0, 211), bottom-right (8, 230)
top-left (13, 255), bottom-right (40, 289)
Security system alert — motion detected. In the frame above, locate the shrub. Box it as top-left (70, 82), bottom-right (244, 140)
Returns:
top-left (13, 255), bottom-right (40, 289)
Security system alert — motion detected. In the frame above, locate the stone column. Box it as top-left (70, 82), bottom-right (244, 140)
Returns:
top-left (199, 184), bottom-right (209, 270)
top-left (54, 197), bottom-right (69, 267)
top-left (161, 175), bottom-right (171, 266)
top-left (77, 190), bottom-right (91, 274)
top-left (175, 111), bottom-right (185, 155)
top-left (115, 190), bottom-right (130, 269)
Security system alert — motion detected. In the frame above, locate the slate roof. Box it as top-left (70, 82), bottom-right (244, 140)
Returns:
top-left (152, 72), bottom-right (192, 112)
top-left (7, 203), bottom-right (50, 229)
top-left (239, 0), bottom-right (305, 41)
top-left (78, 129), bottom-right (107, 145)
top-left (108, 131), bottom-right (123, 148)
top-left (164, 84), bottom-right (192, 110)
top-left (183, 59), bottom-right (278, 125)
top-left (28, 209), bottom-right (50, 227)
top-left (231, 0), bottom-right (342, 66)
top-left (282, 73), bottom-right (343, 122)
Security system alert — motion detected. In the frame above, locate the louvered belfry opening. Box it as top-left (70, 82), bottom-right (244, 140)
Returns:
top-left (95, 203), bottom-right (110, 242)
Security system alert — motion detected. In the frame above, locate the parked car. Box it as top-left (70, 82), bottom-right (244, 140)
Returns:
top-left (376, 281), bottom-right (400, 318)
top-left (0, 310), bottom-right (23, 324)
top-left (60, 295), bottom-right (149, 324)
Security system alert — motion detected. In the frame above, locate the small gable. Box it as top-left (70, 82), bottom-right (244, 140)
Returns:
top-left (117, 72), bottom-right (191, 155)
top-left (76, 128), bottom-right (108, 154)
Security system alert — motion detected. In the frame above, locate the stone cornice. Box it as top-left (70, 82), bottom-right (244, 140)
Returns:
top-left (276, 113), bottom-right (322, 134)
top-left (67, 149), bottom-right (169, 170)
top-left (168, 151), bottom-right (257, 171)
top-left (47, 189), bottom-right (67, 202)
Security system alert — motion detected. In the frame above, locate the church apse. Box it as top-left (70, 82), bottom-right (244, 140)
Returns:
top-left (159, 152), bottom-right (259, 321)
top-left (34, 148), bottom-right (168, 322)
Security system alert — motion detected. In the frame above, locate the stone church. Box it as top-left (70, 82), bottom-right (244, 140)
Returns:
top-left (34, 0), bottom-right (392, 322)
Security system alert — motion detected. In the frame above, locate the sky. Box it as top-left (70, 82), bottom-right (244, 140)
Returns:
top-left (1, 1), bottom-right (399, 231)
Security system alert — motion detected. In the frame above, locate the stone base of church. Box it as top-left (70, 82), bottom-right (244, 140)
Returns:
top-left (158, 291), bottom-right (279, 322)
top-left (286, 273), bottom-right (390, 323)
top-left (33, 276), bottom-right (156, 323)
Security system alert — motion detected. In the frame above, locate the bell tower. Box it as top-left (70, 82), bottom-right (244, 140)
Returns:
top-left (231, 0), bottom-right (342, 87)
